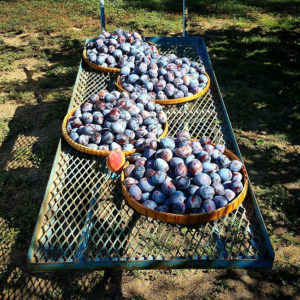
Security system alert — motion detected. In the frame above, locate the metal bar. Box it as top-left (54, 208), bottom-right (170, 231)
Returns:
top-left (100, 0), bottom-right (105, 32)
top-left (28, 259), bottom-right (273, 272)
top-left (183, 0), bottom-right (187, 37)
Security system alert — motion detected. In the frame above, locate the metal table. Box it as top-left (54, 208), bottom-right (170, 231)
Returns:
top-left (27, 37), bottom-right (274, 272)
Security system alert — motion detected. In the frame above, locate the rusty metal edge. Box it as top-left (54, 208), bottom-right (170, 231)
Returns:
top-left (28, 258), bottom-right (273, 272)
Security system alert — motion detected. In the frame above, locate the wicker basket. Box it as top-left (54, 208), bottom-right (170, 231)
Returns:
top-left (121, 144), bottom-right (248, 224)
top-left (62, 106), bottom-right (169, 157)
top-left (82, 49), bottom-right (120, 73)
top-left (116, 73), bottom-right (210, 105)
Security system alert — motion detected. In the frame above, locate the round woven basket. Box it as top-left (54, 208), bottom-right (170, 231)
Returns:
top-left (116, 73), bottom-right (210, 105)
top-left (82, 49), bottom-right (120, 73)
top-left (121, 143), bottom-right (248, 224)
top-left (62, 106), bottom-right (169, 157)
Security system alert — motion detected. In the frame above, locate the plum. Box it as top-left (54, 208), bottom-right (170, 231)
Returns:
top-left (128, 118), bottom-right (139, 131)
top-left (108, 108), bottom-right (121, 121)
top-left (203, 144), bottom-right (215, 155)
top-left (229, 160), bottom-right (243, 172)
top-left (133, 165), bottom-right (145, 179)
top-left (175, 146), bottom-right (192, 159)
top-left (232, 172), bottom-right (243, 182)
top-left (213, 183), bottom-right (225, 196)
top-left (139, 178), bottom-right (155, 192)
top-left (116, 133), bottom-right (128, 145)
top-left (175, 175), bottom-right (190, 190)
top-left (164, 84), bottom-right (176, 97)
top-left (187, 195), bottom-right (202, 209)
top-left (160, 137), bottom-right (175, 150)
top-left (129, 185), bottom-right (142, 201)
top-left (191, 141), bottom-right (202, 154)
top-left (203, 199), bottom-right (216, 212)
top-left (198, 185), bottom-right (215, 199)
top-left (212, 149), bottom-right (222, 160)
top-left (143, 200), bottom-right (158, 210)
top-left (141, 192), bottom-right (151, 201)
top-left (199, 74), bottom-right (208, 84)
top-left (154, 158), bottom-right (169, 172)
top-left (224, 189), bottom-right (236, 202)
top-left (74, 108), bottom-right (82, 118)
top-left (70, 132), bottom-right (79, 141)
top-left (170, 157), bottom-right (184, 168)
top-left (124, 177), bottom-right (138, 188)
top-left (213, 196), bottom-right (228, 208)
top-left (123, 143), bottom-right (134, 151)
top-left (78, 134), bottom-right (89, 146)
top-left (171, 202), bottom-right (185, 214)
top-left (98, 145), bottom-right (109, 150)
top-left (194, 173), bottom-right (211, 186)
top-left (199, 136), bottom-right (211, 145)
top-left (111, 119), bottom-right (126, 134)
top-left (170, 191), bottom-right (186, 204)
top-left (231, 180), bottom-right (243, 194)
top-left (82, 112), bottom-right (93, 124)
top-left (210, 173), bottom-right (221, 185)
top-left (218, 168), bottom-right (233, 182)
top-left (215, 144), bottom-right (225, 153)
top-left (216, 154), bottom-right (231, 168)
top-left (73, 118), bottom-right (83, 128)
top-left (152, 190), bottom-right (166, 204)
top-left (198, 150), bottom-right (211, 163)
top-left (124, 164), bottom-right (135, 177)
top-left (83, 124), bottom-right (96, 135)
top-left (156, 205), bottom-right (169, 213)
top-left (102, 130), bottom-right (114, 144)
top-left (152, 171), bottom-right (167, 185)
top-left (175, 163), bottom-right (188, 177)
top-left (161, 178), bottom-right (176, 195)
top-left (223, 181), bottom-right (232, 190)
top-left (91, 133), bottom-right (101, 144)
top-left (93, 112), bottom-right (104, 125)
top-left (119, 109), bottom-right (131, 121)
top-left (202, 162), bottom-right (218, 174)
top-left (120, 66), bottom-right (130, 76)
top-left (188, 184), bottom-right (199, 196)
top-left (94, 101), bottom-right (106, 111)
top-left (189, 159), bottom-right (203, 176)
top-left (110, 142), bottom-right (122, 151)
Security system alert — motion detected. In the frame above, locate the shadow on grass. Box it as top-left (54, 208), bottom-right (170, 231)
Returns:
top-left (119, 0), bottom-right (300, 16)
top-left (0, 33), bottom-right (124, 299)
top-left (192, 24), bottom-right (300, 144)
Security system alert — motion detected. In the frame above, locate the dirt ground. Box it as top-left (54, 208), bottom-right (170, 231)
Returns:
top-left (0, 1), bottom-right (299, 298)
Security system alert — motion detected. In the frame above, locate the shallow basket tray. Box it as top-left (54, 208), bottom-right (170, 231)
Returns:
top-left (62, 106), bottom-right (169, 157)
top-left (116, 73), bottom-right (210, 105)
top-left (82, 49), bottom-right (120, 73)
top-left (121, 143), bottom-right (248, 224)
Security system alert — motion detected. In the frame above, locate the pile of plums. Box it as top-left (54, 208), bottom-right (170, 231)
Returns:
top-left (66, 90), bottom-right (167, 151)
top-left (123, 131), bottom-right (244, 214)
top-left (85, 28), bottom-right (159, 69)
top-left (120, 53), bottom-right (209, 100)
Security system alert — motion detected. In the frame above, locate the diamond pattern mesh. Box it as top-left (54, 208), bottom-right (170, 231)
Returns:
top-left (29, 38), bottom-right (269, 267)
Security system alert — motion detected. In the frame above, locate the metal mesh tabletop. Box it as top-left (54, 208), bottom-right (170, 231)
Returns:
top-left (28, 37), bottom-right (274, 271)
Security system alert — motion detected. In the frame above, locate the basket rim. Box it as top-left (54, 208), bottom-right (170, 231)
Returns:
top-left (121, 142), bottom-right (249, 224)
top-left (116, 72), bottom-right (210, 105)
top-left (62, 105), bottom-right (169, 157)
top-left (82, 49), bottom-right (120, 73)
